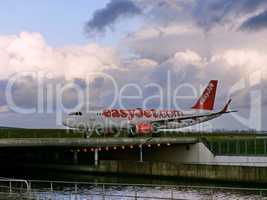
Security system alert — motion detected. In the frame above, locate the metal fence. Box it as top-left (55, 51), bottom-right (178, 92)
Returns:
top-left (0, 178), bottom-right (31, 199)
top-left (205, 138), bottom-right (267, 156)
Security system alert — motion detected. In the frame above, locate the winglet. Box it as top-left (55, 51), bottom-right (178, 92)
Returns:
top-left (221, 99), bottom-right (237, 113)
top-left (222, 99), bottom-right (231, 112)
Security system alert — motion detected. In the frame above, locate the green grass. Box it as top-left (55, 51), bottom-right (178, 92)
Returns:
top-left (0, 128), bottom-right (84, 138)
top-left (0, 128), bottom-right (262, 139)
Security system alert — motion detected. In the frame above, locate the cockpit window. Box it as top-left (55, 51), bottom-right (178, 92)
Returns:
top-left (69, 112), bottom-right (82, 116)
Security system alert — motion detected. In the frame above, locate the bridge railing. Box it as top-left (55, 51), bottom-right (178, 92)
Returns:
top-left (0, 177), bottom-right (31, 198)
top-left (27, 180), bottom-right (267, 199)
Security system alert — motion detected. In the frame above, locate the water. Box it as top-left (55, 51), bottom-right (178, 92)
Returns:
top-left (1, 170), bottom-right (266, 200)
top-left (3, 182), bottom-right (264, 200)
top-left (29, 185), bottom-right (264, 200)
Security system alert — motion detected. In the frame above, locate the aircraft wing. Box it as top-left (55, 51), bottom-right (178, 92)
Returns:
top-left (151, 99), bottom-right (237, 124)
top-left (151, 110), bottom-right (236, 124)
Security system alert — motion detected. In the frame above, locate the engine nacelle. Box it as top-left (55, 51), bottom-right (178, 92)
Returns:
top-left (128, 123), bottom-right (155, 136)
top-left (136, 123), bottom-right (154, 135)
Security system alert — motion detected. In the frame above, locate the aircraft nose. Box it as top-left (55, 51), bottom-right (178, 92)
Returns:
top-left (63, 117), bottom-right (76, 128)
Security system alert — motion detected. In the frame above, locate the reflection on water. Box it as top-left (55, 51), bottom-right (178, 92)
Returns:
top-left (28, 185), bottom-right (264, 200)
top-left (0, 170), bottom-right (266, 199)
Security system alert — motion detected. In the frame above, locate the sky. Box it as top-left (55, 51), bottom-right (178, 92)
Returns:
top-left (0, 0), bottom-right (110, 45)
top-left (0, 0), bottom-right (266, 130)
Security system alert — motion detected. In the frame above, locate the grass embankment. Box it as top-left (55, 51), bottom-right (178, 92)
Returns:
top-left (0, 128), bottom-right (266, 155)
top-left (0, 128), bottom-right (83, 138)
top-left (0, 128), bottom-right (262, 139)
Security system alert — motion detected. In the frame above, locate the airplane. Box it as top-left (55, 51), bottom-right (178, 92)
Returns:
top-left (62, 80), bottom-right (237, 138)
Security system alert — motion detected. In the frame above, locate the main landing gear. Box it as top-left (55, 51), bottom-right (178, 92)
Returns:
top-left (83, 129), bottom-right (92, 139)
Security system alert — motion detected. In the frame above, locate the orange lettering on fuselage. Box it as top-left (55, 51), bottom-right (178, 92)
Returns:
top-left (102, 109), bottom-right (183, 121)
top-left (144, 110), bottom-right (152, 118)
top-left (102, 109), bottom-right (111, 117)
top-left (135, 108), bottom-right (143, 118)
top-left (151, 109), bottom-right (158, 118)
top-left (111, 109), bottom-right (120, 117)
top-left (127, 109), bottom-right (135, 120)
top-left (120, 109), bottom-right (128, 118)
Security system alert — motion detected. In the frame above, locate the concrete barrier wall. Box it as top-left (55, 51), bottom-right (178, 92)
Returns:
top-left (141, 142), bottom-right (267, 167)
top-left (36, 160), bottom-right (267, 184)
top-left (143, 143), bottom-right (215, 163)
top-left (212, 156), bottom-right (267, 166)
top-left (91, 160), bottom-right (267, 183)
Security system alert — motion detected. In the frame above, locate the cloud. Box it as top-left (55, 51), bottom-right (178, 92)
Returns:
top-left (124, 58), bottom-right (158, 70)
top-left (171, 50), bottom-right (207, 68)
top-left (0, 31), bottom-right (163, 113)
top-left (211, 49), bottom-right (267, 79)
top-left (84, 0), bottom-right (267, 36)
top-left (138, 0), bottom-right (192, 25)
top-left (193, 0), bottom-right (267, 30)
top-left (0, 32), bottom-right (121, 112)
top-left (124, 25), bottom-right (205, 62)
top-left (240, 10), bottom-right (267, 31)
top-left (0, 32), bottom-right (119, 80)
top-left (85, 0), bottom-right (141, 35)
top-left (0, 105), bottom-right (9, 113)
top-left (134, 0), bottom-right (267, 32)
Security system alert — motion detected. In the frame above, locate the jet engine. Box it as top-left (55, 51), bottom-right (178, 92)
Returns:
top-left (128, 123), bottom-right (155, 136)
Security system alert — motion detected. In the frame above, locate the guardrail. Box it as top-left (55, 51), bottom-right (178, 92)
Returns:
top-left (1, 178), bottom-right (267, 199)
top-left (0, 178), bottom-right (31, 199)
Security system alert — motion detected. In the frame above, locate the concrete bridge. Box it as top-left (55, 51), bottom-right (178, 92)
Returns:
top-left (1, 135), bottom-right (267, 183)
top-left (0, 137), bottom-right (198, 148)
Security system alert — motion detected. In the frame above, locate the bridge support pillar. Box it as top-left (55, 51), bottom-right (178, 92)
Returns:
top-left (139, 145), bottom-right (143, 162)
top-left (73, 151), bottom-right (78, 164)
top-left (55, 152), bottom-right (59, 161)
top-left (94, 149), bottom-right (98, 166)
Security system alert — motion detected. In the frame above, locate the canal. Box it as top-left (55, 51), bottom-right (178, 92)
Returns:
top-left (0, 166), bottom-right (267, 199)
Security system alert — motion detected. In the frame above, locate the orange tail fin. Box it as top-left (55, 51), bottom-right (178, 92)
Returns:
top-left (192, 80), bottom-right (218, 110)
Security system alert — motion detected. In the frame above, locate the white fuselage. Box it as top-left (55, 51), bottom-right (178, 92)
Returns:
top-left (63, 108), bottom-right (220, 133)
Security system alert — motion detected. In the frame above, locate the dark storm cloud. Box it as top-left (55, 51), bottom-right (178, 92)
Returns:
top-left (84, 0), bottom-right (267, 34)
top-left (85, 0), bottom-right (141, 35)
top-left (240, 10), bottom-right (267, 31)
top-left (193, 0), bottom-right (267, 30)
